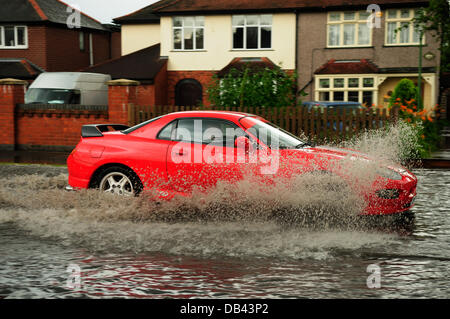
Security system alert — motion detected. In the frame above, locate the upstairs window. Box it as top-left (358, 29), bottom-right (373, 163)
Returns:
top-left (386, 9), bottom-right (421, 45)
top-left (173, 16), bottom-right (204, 51)
top-left (327, 11), bottom-right (371, 47)
top-left (0, 26), bottom-right (27, 48)
top-left (232, 14), bottom-right (272, 50)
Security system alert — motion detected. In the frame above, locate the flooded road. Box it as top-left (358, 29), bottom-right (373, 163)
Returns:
top-left (0, 164), bottom-right (449, 299)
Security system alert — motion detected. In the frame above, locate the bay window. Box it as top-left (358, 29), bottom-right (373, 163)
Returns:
top-left (316, 76), bottom-right (376, 106)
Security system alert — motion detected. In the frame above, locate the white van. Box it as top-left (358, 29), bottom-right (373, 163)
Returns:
top-left (25, 72), bottom-right (111, 105)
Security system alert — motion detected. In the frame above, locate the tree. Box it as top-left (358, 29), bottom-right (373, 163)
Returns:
top-left (207, 65), bottom-right (299, 108)
top-left (412, 0), bottom-right (450, 73)
top-left (389, 78), bottom-right (421, 110)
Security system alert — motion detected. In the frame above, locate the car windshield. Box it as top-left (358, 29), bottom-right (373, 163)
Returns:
top-left (239, 117), bottom-right (308, 149)
top-left (25, 88), bottom-right (80, 104)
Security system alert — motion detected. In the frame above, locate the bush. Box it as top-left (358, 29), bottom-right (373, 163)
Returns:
top-left (207, 65), bottom-right (300, 108)
top-left (389, 78), bottom-right (421, 111)
top-left (388, 78), bottom-right (447, 158)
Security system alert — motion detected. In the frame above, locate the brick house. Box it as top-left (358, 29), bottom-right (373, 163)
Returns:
top-left (0, 0), bottom-right (121, 80)
top-left (102, 0), bottom-right (440, 110)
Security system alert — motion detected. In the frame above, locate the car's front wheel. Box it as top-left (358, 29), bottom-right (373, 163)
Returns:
top-left (97, 166), bottom-right (143, 196)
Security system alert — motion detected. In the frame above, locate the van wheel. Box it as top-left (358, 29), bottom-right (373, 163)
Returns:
top-left (97, 166), bottom-right (143, 196)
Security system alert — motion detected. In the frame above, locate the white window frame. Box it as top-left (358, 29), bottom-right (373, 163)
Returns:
top-left (172, 16), bottom-right (205, 51)
top-left (0, 25), bottom-right (28, 49)
top-left (315, 75), bottom-right (377, 105)
top-left (231, 14), bottom-right (272, 50)
top-left (326, 11), bottom-right (372, 48)
top-left (385, 9), bottom-right (422, 46)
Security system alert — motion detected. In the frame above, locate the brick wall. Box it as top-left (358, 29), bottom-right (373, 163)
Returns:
top-left (0, 26), bottom-right (48, 70)
top-left (46, 26), bottom-right (111, 71)
top-left (0, 25), bottom-right (114, 73)
top-left (167, 70), bottom-right (216, 106)
top-left (0, 80), bottom-right (26, 150)
top-left (0, 78), bottom-right (137, 151)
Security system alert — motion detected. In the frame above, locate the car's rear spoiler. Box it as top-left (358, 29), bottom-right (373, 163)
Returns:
top-left (81, 124), bottom-right (130, 138)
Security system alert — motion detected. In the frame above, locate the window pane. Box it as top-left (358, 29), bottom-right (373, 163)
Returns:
top-left (363, 91), bottom-right (373, 105)
top-left (233, 27), bottom-right (244, 49)
top-left (348, 78), bottom-right (359, 88)
top-left (363, 78), bottom-right (374, 87)
top-left (261, 26), bottom-right (271, 48)
top-left (343, 24), bottom-right (355, 45)
top-left (358, 23), bottom-right (370, 45)
top-left (348, 91), bottom-right (359, 102)
top-left (173, 17), bottom-right (182, 27)
top-left (195, 28), bottom-right (204, 49)
top-left (329, 12), bottom-right (341, 21)
top-left (400, 9), bottom-right (410, 18)
top-left (184, 17), bottom-right (194, 27)
top-left (387, 22), bottom-right (397, 44)
top-left (400, 22), bottom-right (410, 43)
top-left (232, 15), bottom-right (245, 26)
top-left (388, 10), bottom-right (397, 19)
top-left (0, 27), bottom-right (3, 46)
top-left (173, 29), bottom-right (182, 49)
top-left (195, 16), bottom-right (204, 27)
top-left (246, 15), bottom-right (258, 25)
top-left (333, 92), bottom-right (344, 101)
top-left (5, 26), bottom-right (15, 46)
top-left (319, 79), bottom-right (330, 88)
top-left (246, 26), bottom-right (258, 49)
top-left (328, 24), bottom-right (340, 46)
top-left (158, 122), bottom-right (174, 140)
top-left (334, 78), bottom-right (344, 88)
top-left (413, 26), bottom-right (421, 43)
top-left (359, 11), bottom-right (370, 20)
top-left (344, 12), bottom-right (356, 20)
top-left (17, 27), bottom-right (25, 45)
top-left (184, 27), bottom-right (194, 49)
top-left (260, 15), bottom-right (272, 26)
top-left (176, 119), bottom-right (198, 143)
top-left (319, 92), bottom-right (330, 101)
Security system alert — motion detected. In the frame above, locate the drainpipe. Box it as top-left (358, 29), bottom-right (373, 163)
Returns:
top-left (295, 9), bottom-right (299, 104)
top-left (418, 29), bottom-right (424, 109)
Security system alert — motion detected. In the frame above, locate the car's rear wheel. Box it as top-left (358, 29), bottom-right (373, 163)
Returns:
top-left (97, 166), bottom-right (143, 196)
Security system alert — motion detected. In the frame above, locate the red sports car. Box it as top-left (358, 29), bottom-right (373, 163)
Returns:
top-left (67, 111), bottom-right (417, 218)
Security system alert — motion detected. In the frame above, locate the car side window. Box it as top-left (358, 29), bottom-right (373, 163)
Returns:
top-left (173, 118), bottom-right (245, 146)
top-left (157, 121), bottom-right (175, 140)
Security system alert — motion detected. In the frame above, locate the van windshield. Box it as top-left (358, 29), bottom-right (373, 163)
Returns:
top-left (25, 88), bottom-right (81, 104)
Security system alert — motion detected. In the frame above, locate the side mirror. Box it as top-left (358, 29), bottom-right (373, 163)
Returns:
top-left (235, 136), bottom-right (254, 153)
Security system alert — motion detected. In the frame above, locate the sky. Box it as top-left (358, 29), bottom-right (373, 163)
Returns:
top-left (64, 0), bottom-right (159, 23)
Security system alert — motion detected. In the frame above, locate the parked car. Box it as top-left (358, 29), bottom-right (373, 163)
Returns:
top-left (25, 72), bottom-right (111, 105)
top-left (67, 111), bottom-right (417, 219)
top-left (302, 101), bottom-right (365, 114)
top-left (302, 101), bottom-right (383, 131)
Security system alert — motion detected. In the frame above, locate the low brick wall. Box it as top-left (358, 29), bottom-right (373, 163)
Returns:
top-left (0, 78), bottom-right (139, 152)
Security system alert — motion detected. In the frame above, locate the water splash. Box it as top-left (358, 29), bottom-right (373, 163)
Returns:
top-left (0, 123), bottom-right (418, 259)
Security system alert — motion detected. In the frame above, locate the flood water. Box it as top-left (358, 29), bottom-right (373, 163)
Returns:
top-left (0, 163), bottom-right (448, 299)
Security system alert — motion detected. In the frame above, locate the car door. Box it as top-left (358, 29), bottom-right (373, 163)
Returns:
top-left (166, 118), bottom-right (247, 193)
